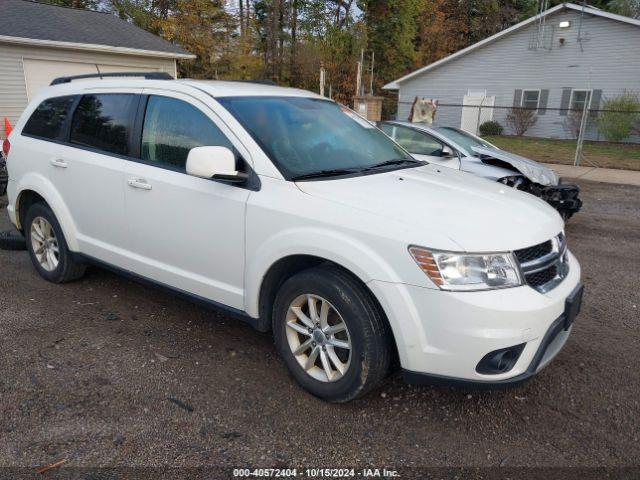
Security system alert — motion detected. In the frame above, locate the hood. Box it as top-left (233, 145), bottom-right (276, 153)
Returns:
top-left (471, 146), bottom-right (559, 186)
top-left (295, 164), bottom-right (563, 252)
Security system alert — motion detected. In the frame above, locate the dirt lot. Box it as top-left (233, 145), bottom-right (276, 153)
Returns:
top-left (0, 179), bottom-right (639, 476)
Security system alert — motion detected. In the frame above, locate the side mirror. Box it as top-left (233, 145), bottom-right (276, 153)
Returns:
top-left (186, 146), bottom-right (247, 183)
top-left (442, 146), bottom-right (456, 158)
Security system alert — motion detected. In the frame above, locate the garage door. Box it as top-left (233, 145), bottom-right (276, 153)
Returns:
top-left (22, 58), bottom-right (157, 101)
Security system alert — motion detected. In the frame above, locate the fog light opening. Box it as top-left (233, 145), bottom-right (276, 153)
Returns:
top-left (476, 344), bottom-right (526, 375)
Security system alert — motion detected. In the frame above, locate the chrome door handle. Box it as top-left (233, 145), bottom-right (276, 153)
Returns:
top-left (50, 158), bottom-right (68, 168)
top-left (127, 178), bottom-right (152, 191)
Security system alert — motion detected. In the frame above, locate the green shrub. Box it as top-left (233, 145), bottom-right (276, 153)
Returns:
top-left (479, 120), bottom-right (504, 136)
top-left (597, 91), bottom-right (640, 142)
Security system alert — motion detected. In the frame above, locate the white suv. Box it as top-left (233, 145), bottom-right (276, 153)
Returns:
top-left (4, 73), bottom-right (583, 402)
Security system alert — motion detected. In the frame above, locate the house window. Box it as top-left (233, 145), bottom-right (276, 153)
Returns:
top-left (570, 89), bottom-right (592, 112)
top-left (521, 90), bottom-right (540, 111)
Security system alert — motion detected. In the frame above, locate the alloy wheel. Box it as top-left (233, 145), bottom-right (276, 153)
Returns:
top-left (285, 294), bottom-right (352, 383)
top-left (30, 216), bottom-right (59, 272)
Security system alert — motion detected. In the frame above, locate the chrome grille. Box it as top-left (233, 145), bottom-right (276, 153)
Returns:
top-left (515, 233), bottom-right (568, 293)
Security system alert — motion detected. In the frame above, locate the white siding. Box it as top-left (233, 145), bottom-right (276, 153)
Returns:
top-left (0, 43), bottom-right (176, 131)
top-left (396, 9), bottom-right (640, 141)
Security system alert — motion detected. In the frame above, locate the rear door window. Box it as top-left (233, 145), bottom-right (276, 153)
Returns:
top-left (22, 96), bottom-right (76, 140)
top-left (70, 94), bottom-right (138, 156)
top-left (141, 95), bottom-right (233, 170)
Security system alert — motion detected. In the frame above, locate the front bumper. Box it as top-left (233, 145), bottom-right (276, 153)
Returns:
top-left (534, 183), bottom-right (582, 219)
top-left (368, 251), bottom-right (581, 386)
top-left (402, 288), bottom-right (581, 388)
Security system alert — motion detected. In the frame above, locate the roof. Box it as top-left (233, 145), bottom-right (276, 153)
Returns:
top-left (35, 78), bottom-right (322, 101)
top-left (0, 0), bottom-right (195, 59)
top-left (178, 80), bottom-right (323, 98)
top-left (384, 2), bottom-right (640, 89)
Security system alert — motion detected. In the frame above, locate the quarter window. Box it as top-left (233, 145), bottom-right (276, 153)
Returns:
top-left (70, 94), bottom-right (138, 156)
top-left (521, 90), bottom-right (540, 111)
top-left (141, 96), bottom-right (233, 170)
top-left (22, 96), bottom-right (76, 140)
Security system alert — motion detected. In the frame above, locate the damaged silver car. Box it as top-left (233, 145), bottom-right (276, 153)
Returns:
top-left (379, 121), bottom-right (582, 220)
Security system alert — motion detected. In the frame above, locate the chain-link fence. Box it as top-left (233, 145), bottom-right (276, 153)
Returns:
top-left (381, 98), bottom-right (640, 171)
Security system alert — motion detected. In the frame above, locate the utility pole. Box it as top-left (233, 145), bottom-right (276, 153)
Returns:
top-left (574, 66), bottom-right (594, 166)
top-left (359, 49), bottom-right (364, 96)
top-left (319, 62), bottom-right (325, 97)
top-left (369, 51), bottom-right (375, 95)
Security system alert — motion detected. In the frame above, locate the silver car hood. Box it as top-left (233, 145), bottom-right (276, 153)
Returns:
top-left (471, 146), bottom-right (559, 186)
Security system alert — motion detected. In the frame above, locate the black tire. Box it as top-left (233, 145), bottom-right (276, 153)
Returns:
top-left (24, 202), bottom-right (86, 283)
top-left (0, 229), bottom-right (27, 251)
top-left (0, 172), bottom-right (7, 197)
top-left (272, 265), bottom-right (392, 402)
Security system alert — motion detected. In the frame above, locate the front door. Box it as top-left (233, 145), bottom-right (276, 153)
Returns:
top-left (123, 91), bottom-right (251, 310)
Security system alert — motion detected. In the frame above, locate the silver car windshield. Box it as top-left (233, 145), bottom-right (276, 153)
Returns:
top-left (219, 96), bottom-right (416, 180)
top-left (435, 127), bottom-right (494, 154)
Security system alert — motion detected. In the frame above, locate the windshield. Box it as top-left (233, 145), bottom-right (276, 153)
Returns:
top-left (218, 96), bottom-right (414, 179)
top-left (434, 127), bottom-right (495, 154)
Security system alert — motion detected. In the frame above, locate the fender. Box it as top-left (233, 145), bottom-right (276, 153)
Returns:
top-left (15, 172), bottom-right (80, 251)
top-left (245, 227), bottom-right (432, 366)
top-left (245, 226), bottom-right (407, 318)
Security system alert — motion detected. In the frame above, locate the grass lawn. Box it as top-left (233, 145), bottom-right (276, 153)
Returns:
top-left (484, 135), bottom-right (640, 171)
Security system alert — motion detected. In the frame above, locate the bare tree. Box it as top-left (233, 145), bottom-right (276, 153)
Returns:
top-left (506, 107), bottom-right (538, 136)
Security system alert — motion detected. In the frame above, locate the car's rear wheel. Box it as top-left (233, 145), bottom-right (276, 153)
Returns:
top-left (24, 202), bottom-right (86, 283)
top-left (272, 265), bottom-right (391, 402)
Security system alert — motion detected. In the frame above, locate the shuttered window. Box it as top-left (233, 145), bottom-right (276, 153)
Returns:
top-left (570, 90), bottom-right (592, 111)
top-left (521, 90), bottom-right (540, 111)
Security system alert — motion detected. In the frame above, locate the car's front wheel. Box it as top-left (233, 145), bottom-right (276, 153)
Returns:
top-left (272, 265), bottom-right (392, 402)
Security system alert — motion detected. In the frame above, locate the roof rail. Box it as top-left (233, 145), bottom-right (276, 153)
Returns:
top-left (221, 79), bottom-right (278, 86)
top-left (238, 79), bottom-right (278, 86)
top-left (50, 71), bottom-right (174, 86)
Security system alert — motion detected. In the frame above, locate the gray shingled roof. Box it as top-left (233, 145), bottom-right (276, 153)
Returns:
top-left (0, 0), bottom-right (194, 57)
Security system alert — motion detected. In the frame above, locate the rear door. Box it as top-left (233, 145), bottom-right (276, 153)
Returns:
top-left (123, 90), bottom-right (251, 309)
top-left (380, 123), bottom-right (461, 169)
top-left (60, 90), bottom-right (141, 265)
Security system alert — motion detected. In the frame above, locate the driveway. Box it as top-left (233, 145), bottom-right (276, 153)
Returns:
top-left (0, 180), bottom-right (638, 475)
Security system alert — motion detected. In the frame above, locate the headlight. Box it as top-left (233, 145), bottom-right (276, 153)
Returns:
top-left (408, 246), bottom-right (523, 291)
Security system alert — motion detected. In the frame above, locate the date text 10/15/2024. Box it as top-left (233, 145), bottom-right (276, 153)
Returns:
top-left (233, 468), bottom-right (401, 478)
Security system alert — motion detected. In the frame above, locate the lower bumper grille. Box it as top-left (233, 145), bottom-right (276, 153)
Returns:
top-left (525, 265), bottom-right (558, 288)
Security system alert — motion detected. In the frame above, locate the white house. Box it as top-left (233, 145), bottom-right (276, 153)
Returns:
top-left (384, 3), bottom-right (640, 141)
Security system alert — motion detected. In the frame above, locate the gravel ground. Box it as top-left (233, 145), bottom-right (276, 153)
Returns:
top-left (0, 180), bottom-right (638, 476)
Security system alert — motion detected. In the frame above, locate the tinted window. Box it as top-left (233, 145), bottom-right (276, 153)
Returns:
top-left (70, 94), bottom-right (138, 156)
top-left (22, 96), bottom-right (75, 140)
top-left (141, 96), bottom-right (233, 170)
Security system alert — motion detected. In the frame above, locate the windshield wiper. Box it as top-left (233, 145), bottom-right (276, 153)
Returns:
top-left (291, 158), bottom-right (423, 181)
top-left (291, 168), bottom-right (364, 181)
top-left (362, 158), bottom-right (424, 171)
